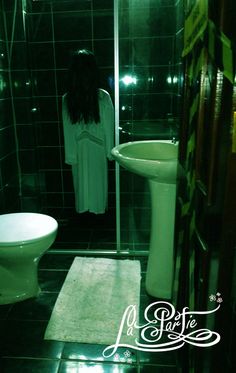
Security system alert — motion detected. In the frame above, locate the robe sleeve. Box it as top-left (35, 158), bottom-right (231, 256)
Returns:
top-left (103, 92), bottom-right (115, 160)
top-left (62, 95), bottom-right (77, 165)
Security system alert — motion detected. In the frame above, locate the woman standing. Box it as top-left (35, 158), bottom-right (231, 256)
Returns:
top-left (62, 49), bottom-right (114, 214)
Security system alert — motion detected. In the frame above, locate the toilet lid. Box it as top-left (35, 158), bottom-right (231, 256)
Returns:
top-left (0, 213), bottom-right (58, 245)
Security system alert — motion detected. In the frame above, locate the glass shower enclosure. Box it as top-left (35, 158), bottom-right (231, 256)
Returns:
top-left (116, 0), bottom-right (181, 255)
top-left (11, 0), bottom-right (182, 256)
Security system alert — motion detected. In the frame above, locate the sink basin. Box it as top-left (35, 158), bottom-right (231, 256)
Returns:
top-left (112, 140), bottom-right (179, 299)
top-left (111, 140), bottom-right (178, 184)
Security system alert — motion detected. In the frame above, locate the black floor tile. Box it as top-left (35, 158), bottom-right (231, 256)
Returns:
top-left (0, 304), bottom-right (13, 319)
top-left (68, 211), bottom-right (116, 229)
top-left (50, 209), bottom-right (116, 250)
top-left (58, 360), bottom-right (138, 372)
top-left (138, 350), bottom-right (177, 367)
top-left (0, 357), bottom-right (60, 373)
top-left (7, 292), bottom-right (58, 321)
top-left (138, 257), bottom-right (148, 273)
top-left (140, 365), bottom-right (178, 372)
top-left (62, 342), bottom-right (137, 364)
top-left (1, 249), bottom-right (179, 371)
top-left (39, 254), bottom-right (76, 270)
top-left (140, 275), bottom-right (148, 296)
top-left (1, 320), bottom-right (64, 359)
top-left (38, 270), bottom-right (68, 292)
top-left (0, 320), bottom-right (5, 349)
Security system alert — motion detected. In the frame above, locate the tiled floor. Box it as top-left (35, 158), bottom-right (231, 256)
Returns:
top-left (51, 210), bottom-right (149, 252)
top-left (0, 254), bottom-right (179, 372)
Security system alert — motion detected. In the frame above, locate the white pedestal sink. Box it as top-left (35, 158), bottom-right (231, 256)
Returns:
top-left (111, 140), bottom-right (178, 299)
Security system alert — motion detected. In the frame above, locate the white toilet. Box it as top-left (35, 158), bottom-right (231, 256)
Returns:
top-left (0, 212), bottom-right (58, 305)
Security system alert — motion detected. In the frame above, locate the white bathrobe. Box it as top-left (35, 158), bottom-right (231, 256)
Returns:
top-left (62, 89), bottom-right (114, 214)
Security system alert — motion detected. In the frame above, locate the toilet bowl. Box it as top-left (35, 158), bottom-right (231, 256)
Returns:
top-left (0, 212), bottom-right (58, 305)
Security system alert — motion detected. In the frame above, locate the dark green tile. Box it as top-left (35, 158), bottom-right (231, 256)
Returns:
top-left (140, 365), bottom-right (178, 372)
top-left (138, 257), bottom-right (148, 272)
top-left (53, 11), bottom-right (92, 41)
top-left (62, 342), bottom-right (137, 364)
top-left (29, 42), bottom-right (54, 69)
top-left (52, 242), bottom-right (90, 250)
top-left (88, 242), bottom-right (117, 250)
top-left (0, 304), bottom-right (12, 319)
top-left (39, 254), bottom-right (76, 270)
top-left (138, 351), bottom-right (177, 367)
top-left (90, 229), bottom-right (116, 244)
top-left (0, 358), bottom-right (60, 373)
top-left (140, 276), bottom-right (148, 296)
top-left (93, 0), bottom-right (113, 9)
top-left (7, 292), bottom-right (58, 321)
top-left (93, 10), bottom-right (114, 39)
top-left (59, 361), bottom-right (138, 372)
top-left (57, 226), bottom-right (92, 243)
top-left (28, 13), bottom-right (53, 42)
top-left (53, 1), bottom-right (91, 11)
top-left (38, 270), bottom-right (68, 292)
top-left (1, 320), bottom-right (64, 358)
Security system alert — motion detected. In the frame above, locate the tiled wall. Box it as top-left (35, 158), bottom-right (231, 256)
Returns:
top-left (0, 1), bottom-right (21, 214)
top-left (119, 0), bottom-right (177, 130)
top-left (174, 0), bottom-right (184, 120)
top-left (5, 0), bottom-right (40, 212)
top-left (26, 0), bottom-right (115, 218)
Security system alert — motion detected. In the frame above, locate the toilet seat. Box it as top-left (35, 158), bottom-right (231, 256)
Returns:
top-left (0, 212), bottom-right (58, 246)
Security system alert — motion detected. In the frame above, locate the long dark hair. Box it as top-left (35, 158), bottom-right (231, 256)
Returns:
top-left (65, 49), bottom-right (100, 124)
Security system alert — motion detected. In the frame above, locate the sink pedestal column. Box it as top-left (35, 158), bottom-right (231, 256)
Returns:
top-left (145, 179), bottom-right (176, 299)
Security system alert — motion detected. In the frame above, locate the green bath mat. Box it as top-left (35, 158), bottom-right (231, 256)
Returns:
top-left (44, 257), bottom-right (141, 345)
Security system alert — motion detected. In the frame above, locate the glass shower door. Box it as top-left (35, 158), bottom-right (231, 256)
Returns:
top-left (117, 0), bottom-right (177, 254)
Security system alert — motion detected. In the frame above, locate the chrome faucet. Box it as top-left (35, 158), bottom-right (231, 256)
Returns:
top-left (171, 137), bottom-right (177, 144)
